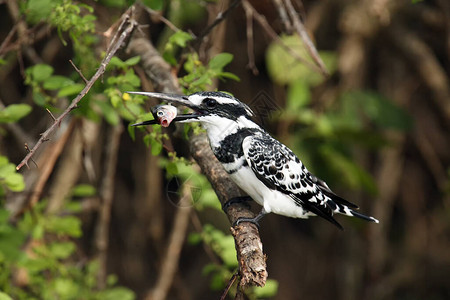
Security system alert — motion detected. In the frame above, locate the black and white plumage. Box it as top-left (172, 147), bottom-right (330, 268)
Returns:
top-left (129, 91), bottom-right (379, 229)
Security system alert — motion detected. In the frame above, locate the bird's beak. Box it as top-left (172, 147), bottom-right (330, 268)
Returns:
top-left (126, 91), bottom-right (201, 126)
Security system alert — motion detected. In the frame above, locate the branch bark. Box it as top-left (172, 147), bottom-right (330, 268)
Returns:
top-left (126, 36), bottom-right (267, 288)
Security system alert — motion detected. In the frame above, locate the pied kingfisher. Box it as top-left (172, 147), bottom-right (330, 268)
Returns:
top-left (129, 91), bottom-right (379, 229)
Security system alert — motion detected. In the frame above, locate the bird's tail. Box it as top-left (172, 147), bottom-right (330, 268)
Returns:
top-left (326, 196), bottom-right (379, 224)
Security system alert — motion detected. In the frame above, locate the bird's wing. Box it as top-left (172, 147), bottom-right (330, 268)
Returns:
top-left (242, 134), bottom-right (343, 228)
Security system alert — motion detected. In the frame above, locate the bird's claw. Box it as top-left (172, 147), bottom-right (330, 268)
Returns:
top-left (222, 196), bottom-right (252, 213)
top-left (232, 216), bottom-right (261, 228)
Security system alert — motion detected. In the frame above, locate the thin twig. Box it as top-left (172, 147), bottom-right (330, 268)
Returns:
top-left (220, 272), bottom-right (239, 300)
top-left (194, 0), bottom-right (241, 43)
top-left (142, 5), bottom-right (182, 33)
top-left (243, 2), bottom-right (259, 75)
top-left (282, 0), bottom-right (329, 76)
top-left (24, 144), bottom-right (38, 169)
top-left (243, 0), bottom-right (322, 74)
top-left (16, 8), bottom-right (138, 171)
top-left (95, 123), bottom-right (123, 289)
top-left (69, 59), bottom-right (88, 83)
top-left (25, 120), bottom-right (76, 213)
top-left (272, 0), bottom-right (293, 33)
top-left (146, 185), bottom-right (192, 300)
top-left (0, 23), bottom-right (18, 55)
top-left (45, 108), bottom-right (56, 122)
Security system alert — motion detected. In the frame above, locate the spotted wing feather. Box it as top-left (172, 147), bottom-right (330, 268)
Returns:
top-left (243, 133), bottom-right (376, 228)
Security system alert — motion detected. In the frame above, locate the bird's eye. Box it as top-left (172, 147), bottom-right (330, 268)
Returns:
top-left (204, 98), bottom-right (217, 108)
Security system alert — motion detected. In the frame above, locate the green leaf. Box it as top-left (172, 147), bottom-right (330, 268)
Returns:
top-left (57, 83), bottom-right (84, 97)
top-left (0, 210), bottom-right (26, 261)
top-left (0, 104), bottom-right (32, 123)
top-left (0, 158), bottom-right (25, 192)
top-left (342, 91), bottom-right (413, 130)
top-left (43, 75), bottom-right (74, 90)
top-left (98, 287), bottom-right (135, 300)
top-left (123, 70), bottom-right (140, 87)
top-left (218, 72), bottom-right (240, 82)
top-left (109, 56), bottom-right (126, 69)
top-left (53, 278), bottom-right (79, 298)
top-left (0, 292), bottom-right (13, 300)
top-left (124, 56), bottom-right (141, 66)
top-left (143, 0), bottom-right (164, 10)
top-left (4, 173), bottom-right (25, 192)
top-left (29, 64), bottom-right (54, 82)
top-left (71, 184), bottom-right (96, 197)
top-left (252, 279), bottom-right (279, 298)
top-left (26, 0), bottom-right (56, 24)
top-left (287, 80), bottom-right (311, 111)
top-left (150, 139), bottom-right (163, 156)
top-left (165, 161), bottom-right (178, 176)
top-left (49, 242), bottom-right (75, 259)
top-left (95, 100), bottom-right (120, 126)
top-left (46, 215), bottom-right (82, 237)
top-left (33, 92), bottom-right (47, 106)
top-left (187, 232), bottom-right (202, 245)
top-left (128, 124), bottom-right (136, 141)
top-left (266, 35), bottom-right (335, 86)
top-left (168, 31), bottom-right (193, 48)
top-left (202, 225), bottom-right (238, 268)
top-left (208, 53), bottom-right (233, 70)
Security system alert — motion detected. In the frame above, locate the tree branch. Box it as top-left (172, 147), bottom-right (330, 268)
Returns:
top-left (95, 124), bottom-right (123, 289)
top-left (126, 37), bottom-right (267, 288)
top-left (146, 186), bottom-right (192, 300)
top-left (16, 7), bottom-right (138, 170)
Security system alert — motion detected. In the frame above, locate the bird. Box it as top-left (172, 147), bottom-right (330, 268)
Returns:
top-left (129, 91), bottom-right (379, 229)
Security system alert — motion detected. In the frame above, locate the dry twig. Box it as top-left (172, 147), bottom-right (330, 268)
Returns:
top-left (95, 124), bottom-right (123, 288)
top-left (242, 0), bottom-right (321, 74)
top-left (69, 59), bottom-right (88, 84)
top-left (194, 0), bottom-right (241, 44)
top-left (281, 0), bottom-right (329, 76)
top-left (145, 185), bottom-right (192, 300)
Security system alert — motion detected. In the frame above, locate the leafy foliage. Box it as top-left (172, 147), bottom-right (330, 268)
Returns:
top-left (0, 201), bottom-right (134, 300)
top-left (0, 156), bottom-right (25, 195)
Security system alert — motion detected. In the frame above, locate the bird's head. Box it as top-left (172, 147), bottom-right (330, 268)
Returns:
top-left (129, 91), bottom-right (255, 131)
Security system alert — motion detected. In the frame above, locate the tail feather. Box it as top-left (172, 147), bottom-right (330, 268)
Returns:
top-left (349, 210), bottom-right (379, 223)
top-left (326, 198), bottom-right (379, 224)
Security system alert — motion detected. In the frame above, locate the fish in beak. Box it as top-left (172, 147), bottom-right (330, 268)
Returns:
top-left (127, 91), bottom-right (202, 126)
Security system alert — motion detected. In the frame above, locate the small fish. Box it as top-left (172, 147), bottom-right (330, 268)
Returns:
top-left (152, 104), bottom-right (178, 127)
top-left (131, 105), bottom-right (179, 127)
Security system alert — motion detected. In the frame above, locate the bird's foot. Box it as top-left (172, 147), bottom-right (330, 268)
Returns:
top-left (232, 209), bottom-right (267, 228)
top-left (222, 196), bottom-right (252, 213)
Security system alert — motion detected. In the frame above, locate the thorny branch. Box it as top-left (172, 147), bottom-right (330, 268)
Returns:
top-left (126, 36), bottom-right (267, 288)
top-left (16, 7), bottom-right (138, 171)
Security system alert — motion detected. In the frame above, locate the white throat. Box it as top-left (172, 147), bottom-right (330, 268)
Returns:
top-left (200, 116), bottom-right (260, 148)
